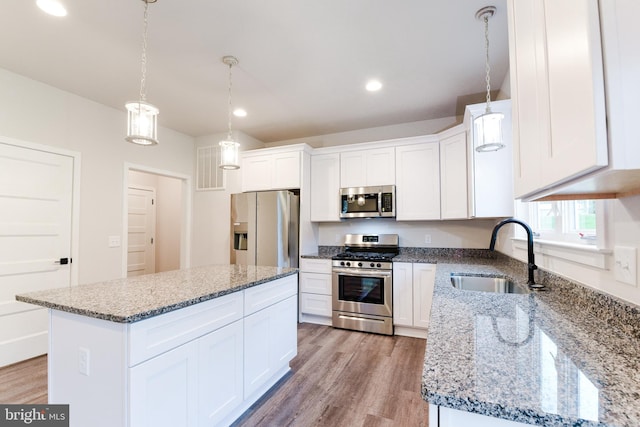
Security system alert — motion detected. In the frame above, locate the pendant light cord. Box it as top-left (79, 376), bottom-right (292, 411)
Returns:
top-left (139, 0), bottom-right (150, 103)
top-left (227, 61), bottom-right (234, 141)
top-left (483, 13), bottom-right (492, 114)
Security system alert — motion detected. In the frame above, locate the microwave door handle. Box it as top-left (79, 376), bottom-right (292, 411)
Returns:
top-left (378, 192), bottom-right (383, 216)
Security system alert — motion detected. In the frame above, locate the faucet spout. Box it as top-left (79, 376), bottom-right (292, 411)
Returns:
top-left (489, 218), bottom-right (543, 290)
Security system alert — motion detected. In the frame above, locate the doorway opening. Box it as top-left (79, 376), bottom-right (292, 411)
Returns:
top-left (123, 164), bottom-right (191, 277)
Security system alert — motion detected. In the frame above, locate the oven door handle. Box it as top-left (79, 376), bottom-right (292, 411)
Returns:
top-left (332, 268), bottom-right (392, 278)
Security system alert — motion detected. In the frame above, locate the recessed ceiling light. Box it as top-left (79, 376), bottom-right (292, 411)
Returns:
top-left (233, 108), bottom-right (247, 118)
top-left (366, 80), bottom-right (383, 92)
top-left (36, 0), bottom-right (68, 17)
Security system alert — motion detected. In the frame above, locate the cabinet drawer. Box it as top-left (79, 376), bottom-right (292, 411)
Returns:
top-left (300, 272), bottom-right (332, 295)
top-left (300, 293), bottom-right (332, 317)
top-left (299, 258), bottom-right (332, 274)
top-left (128, 292), bottom-right (243, 367)
top-left (244, 274), bottom-right (298, 316)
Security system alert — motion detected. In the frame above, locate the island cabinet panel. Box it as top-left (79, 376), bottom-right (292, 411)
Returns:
top-left (129, 341), bottom-right (198, 427)
top-left (128, 291), bottom-right (243, 366)
top-left (198, 320), bottom-right (244, 426)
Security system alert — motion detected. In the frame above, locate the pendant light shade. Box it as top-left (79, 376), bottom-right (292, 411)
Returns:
top-left (219, 56), bottom-right (241, 170)
top-left (126, 0), bottom-right (159, 146)
top-left (125, 101), bottom-right (159, 145)
top-left (474, 6), bottom-right (504, 152)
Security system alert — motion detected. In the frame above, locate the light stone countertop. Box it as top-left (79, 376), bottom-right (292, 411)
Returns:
top-left (16, 264), bottom-right (298, 323)
top-left (303, 247), bottom-right (640, 426)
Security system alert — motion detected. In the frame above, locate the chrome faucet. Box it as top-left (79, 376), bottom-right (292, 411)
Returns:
top-left (489, 218), bottom-right (544, 290)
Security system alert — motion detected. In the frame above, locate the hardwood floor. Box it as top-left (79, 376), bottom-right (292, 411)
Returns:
top-left (233, 324), bottom-right (430, 426)
top-left (0, 354), bottom-right (47, 404)
top-left (0, 324), bottom-right (430, 426)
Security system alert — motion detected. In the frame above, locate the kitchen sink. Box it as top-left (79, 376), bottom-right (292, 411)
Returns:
top-left (450, 274), bottom-right (529, 294)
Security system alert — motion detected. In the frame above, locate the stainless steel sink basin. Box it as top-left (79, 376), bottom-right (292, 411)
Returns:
top-left (450, 274), bottom-right (529, 294)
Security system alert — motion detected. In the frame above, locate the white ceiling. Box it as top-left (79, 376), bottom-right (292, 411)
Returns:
top-left (0, 0), bottom-right (509, 143)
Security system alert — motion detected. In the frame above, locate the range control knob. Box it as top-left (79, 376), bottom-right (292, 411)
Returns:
top-left (357, 262), bottom-right (363, 267)
top-left (370, 263), bottom-right (375, 268)
top-left (340, 261), bottom-right (345, 266)
top-left (376, 263), bottom-right (382, 268)
top-left (346, 262), bottom-right (351, 267)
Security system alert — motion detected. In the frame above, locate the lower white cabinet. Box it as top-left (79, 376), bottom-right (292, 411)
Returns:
top-left (430, 404), bottom-right (532, 427)
top-left (299, 258), bottom-right (333, 325)
top-left (393, 262), bottom-right (436, 337)
top-left (130, 340), bottom-right (199, 427)
top-left (244, 295), bottom-right (297, 399)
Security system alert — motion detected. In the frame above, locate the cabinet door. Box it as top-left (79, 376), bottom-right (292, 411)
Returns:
top-left (310, 153), bottom-right (340, 221)
top-left (340, 151), bottom-right (367, 188)
top-left (241, 155), bottom-right (272, 192)
top-left (440, 132), bottom-right (468, 219)
top-left (366, 147), bottom-right (396, 186)
top-left (395, 142), bottom-right (440, 220)
top-left (413, 264), bottom-right (436, 329)
top-left (198, 320), bottom-right (243, 427)
top-left (392, 262), bottom-right (413, 327)
top-left (244, 295), bottom-right (297, 399)
top-left (272, 152), bottom-right (301, 190)
top-left (130, 341), bottom-right (198, 427)
top-left (299, 272), bottom-right (332, 294)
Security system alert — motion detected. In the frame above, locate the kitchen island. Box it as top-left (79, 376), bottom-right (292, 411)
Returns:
top-left (410, 250), bottom-right (640, 427)
top-left (16, 264), bottom-right (299, 427)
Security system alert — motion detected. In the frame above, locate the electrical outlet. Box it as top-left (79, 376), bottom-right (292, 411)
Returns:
top-left (424, 234), bottom-right (432, 244)
top-left (614, 246), bottom-right (637, 286)
top-left (78, 347), bottom-right (90, 376)
top-left (108, 235), bottom-right (121, 248)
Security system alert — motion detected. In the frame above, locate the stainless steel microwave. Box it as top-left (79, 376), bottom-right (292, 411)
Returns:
top-left (340, 185), bottom-right (396, 218)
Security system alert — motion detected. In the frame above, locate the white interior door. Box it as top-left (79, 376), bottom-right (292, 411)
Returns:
top-left (0, 142), bottom-right (74, 367)
top-left (127, 187), bottom-right (156, 277)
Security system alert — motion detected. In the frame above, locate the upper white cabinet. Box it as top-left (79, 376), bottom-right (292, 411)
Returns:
top-left (310, 153), bottom-right (340, 222)
top-left (465, 100), bottom-right (514, 218)
top-left (395, 140), bottom-right (441, 221)
top-left (241, 146), bottom-right (306, 192)
top-left (507, 0), bottom-right (640, 200)
top-left (340, 147), bottom-right (395, 187)
top-left (439, 130), bottom-right (468, 220)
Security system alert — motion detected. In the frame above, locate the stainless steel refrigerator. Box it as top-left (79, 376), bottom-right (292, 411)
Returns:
top-left (230, 190), bottom-right (299, 268)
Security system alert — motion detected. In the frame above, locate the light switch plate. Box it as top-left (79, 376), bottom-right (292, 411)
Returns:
top-left (108, 235), bottom-right (121, 248)
top-left (614, 246), bottom-right (637, 286)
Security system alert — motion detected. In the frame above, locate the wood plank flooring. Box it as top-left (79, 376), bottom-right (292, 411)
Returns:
top-left (0, 324), bottom-right (430, 426)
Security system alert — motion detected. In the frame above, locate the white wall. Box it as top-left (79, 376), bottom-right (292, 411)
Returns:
top-left (0, 68), bottom-right (195, 285)
top-left (317, 218), bottom-right (498, 249)
top-left (190, 132), bottom-right (264, 267)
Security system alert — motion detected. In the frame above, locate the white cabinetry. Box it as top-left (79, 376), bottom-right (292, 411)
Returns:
top-left (430, 404), bottom-right (531, 427)
top-left (299, 258), bottom-right (333, 325)
top-left (395, 141), bottom-right (440, 221)
top-left (393, 262), bottom-right (436, 338)
top-left (241, 147), bottom-right (304, 192)
top-left (340, 147), bottom-right (395, 187)
top-left (310, 153), bottom-right (340, 222)
top-left (439, 130), bottom-right (468, 219)
top-left (506, 0), bottom-right (640, 200)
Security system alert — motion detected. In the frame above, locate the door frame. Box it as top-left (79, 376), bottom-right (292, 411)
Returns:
top-left (0, 134), bottom-right (81, 287)
top-left (122, 163), bottom-right (192, 277)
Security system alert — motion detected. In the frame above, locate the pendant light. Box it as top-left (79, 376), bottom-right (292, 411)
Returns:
top-left (474, 6), bottom-right (504, 152)
top-left (125, 0), bottom-right (159, 146)
top-left (219, 56), bottom-right (241, 170)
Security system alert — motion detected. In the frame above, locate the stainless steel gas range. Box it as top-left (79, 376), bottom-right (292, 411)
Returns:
top-left (331, 234), bottom-right (399, 335)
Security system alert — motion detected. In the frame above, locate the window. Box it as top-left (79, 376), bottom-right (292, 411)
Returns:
top-left (528, 200), bottom-right (599, 245)
top-left (196, 145), bottom-right (225, 190)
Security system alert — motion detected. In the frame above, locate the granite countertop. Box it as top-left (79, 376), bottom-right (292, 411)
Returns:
top-left (419, 252), bottom-right (640, 427)
top-left (16, 264), bottom-right (298, 323)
